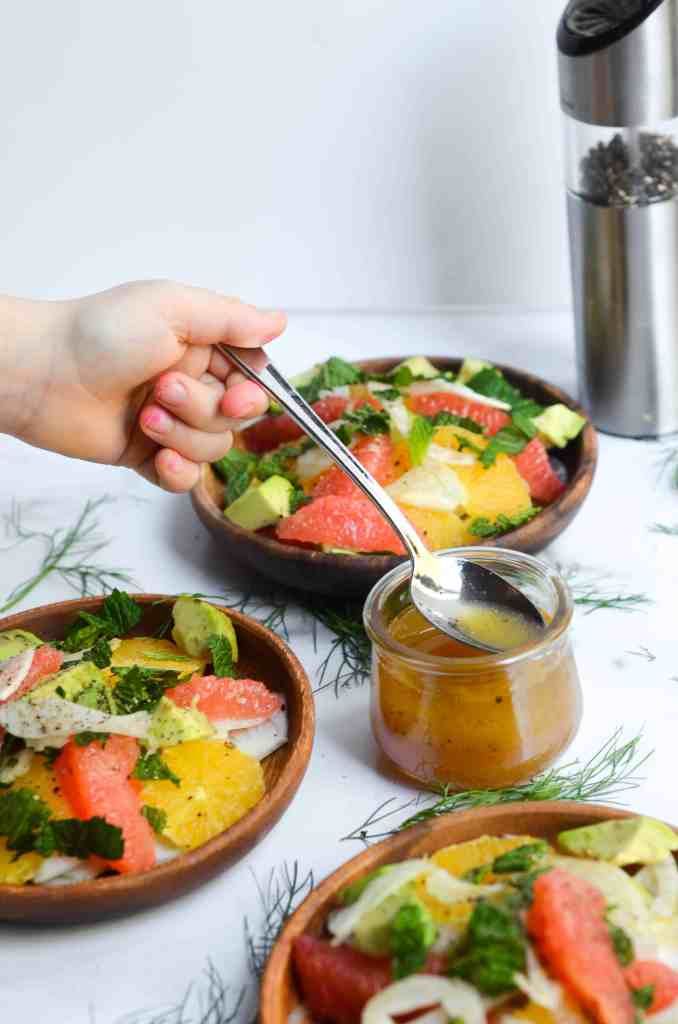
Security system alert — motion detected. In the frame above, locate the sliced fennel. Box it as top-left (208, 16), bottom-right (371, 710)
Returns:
top-left (327, 859), bottom-right (431, 945)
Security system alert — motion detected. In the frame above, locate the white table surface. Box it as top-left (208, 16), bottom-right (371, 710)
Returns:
top-left (1, 308), bottom-right (675, 1023)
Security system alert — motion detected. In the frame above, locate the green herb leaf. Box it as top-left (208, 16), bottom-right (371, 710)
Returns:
top-left (299, 356), bottom-right (364, 405)
top-left (428, 411), bottom-right (483, 434)
top-left (207, 634), bottom-right (235, 677)
top-left (83, 637), bottom-right (112, 669)
top-left (132, 751), bottom-right (180, 787)
top-left (141, 805), bottom-right (167, 835)
top-left (376, 387), bottom-right (400, 402)
top-left (41, 748), bottom-right (61, 767)
top-left (407, 416), bottom-right (434, 466)
top-left (0, 788), bottom-right (52, 854)
top-left (112, 665), bottom-right (179, 714)
top-left (466, 368), bottom-right (523, 408)
top-left (213, 449), bottom-right (259, 505)
top-left (449, 901), bottom-right (525, 995)
top-left (480, 426), bottom-right (528, 468)
top-left (289, 487), bottom-right (310, 514)
top-left (0, 735), bottom-right (26, 779)
top-left (61, 589), bottom-right (141, 653)
top-left (462, 864), bottom-right (491, 884)
top-left (390, 901), bottom-right (437, 979)
top-left (609, 923), bottom-right (634, 967)
top-left (453, 432), bottom-right (484, 457)
top-left (340, 406), bottom-right (390, 439)
top-left (492, 841), bottom-right (548, 874)
top-left (468, 508), bottom-right (540, 538)
top-left (632, 986), bottom-right (655, 1011)
top-left (511, 399), bottom-right (543, 439)
top-left (74, 731), bottom-right (109, 747)
top-left (37, 816), bottom-right (123, 860)
top-left (508, 868), bottom-right (550, 909)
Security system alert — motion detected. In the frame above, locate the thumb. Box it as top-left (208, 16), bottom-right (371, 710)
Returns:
top-left (158, 283), bottom-right (287, 349)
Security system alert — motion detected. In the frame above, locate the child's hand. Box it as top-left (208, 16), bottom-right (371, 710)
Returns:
top-left (4, 281), bottom-right (286, 491)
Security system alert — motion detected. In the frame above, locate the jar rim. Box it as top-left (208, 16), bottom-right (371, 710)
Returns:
top-left (363, 547), bottom-right (574, 670)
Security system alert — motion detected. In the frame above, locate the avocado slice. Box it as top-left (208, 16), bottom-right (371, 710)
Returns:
top-left (557, 817), bottom-right (678, 867)
top-left (0, 629), bottom-right (42, 663)
top-left (457, 358), bottom-right (492, 386)
top-left (147, 696), bottom-right (213, 748)
top-left (534, 404), bottom-right (586, 449)
top-left (353, 887), bottom-right (434, 956)
top-left (171, 596), bottom-right (238, 661)
top-left (224, 475), bottom-right (294, 531)
top-left (393, 356), bottom-right (439, 380)
top-left (27, 661), bottom-right (114, 713)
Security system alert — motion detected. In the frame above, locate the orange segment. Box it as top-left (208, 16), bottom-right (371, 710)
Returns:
top-left (140, 740), bottom-right (264, 851)
top-left (111, 637), bottom-right (206, 678)
top-left (454, 453), bottom-right (532, 520)
top-left (400, 506), bottom-right (468, 550)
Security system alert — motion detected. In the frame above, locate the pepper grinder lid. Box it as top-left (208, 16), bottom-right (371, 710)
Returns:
top-left (558, 0), bottom-right (678, 126)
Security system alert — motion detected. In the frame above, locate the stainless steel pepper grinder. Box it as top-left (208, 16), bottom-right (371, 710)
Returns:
top-left (558, 0), bottom-right (678, 437)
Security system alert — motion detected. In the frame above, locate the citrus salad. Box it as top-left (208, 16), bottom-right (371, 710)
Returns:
top-left (213, 356), bottom-right (587, 555)
top-left (0, 593), bottom-right (287, 885)
top-left (291, 817), bottom-right (678, 1024)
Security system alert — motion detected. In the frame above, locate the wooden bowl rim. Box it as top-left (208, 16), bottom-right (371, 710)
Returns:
top-left (260, 800), bottom-right (672, 1022)
top-left (191, 355), bottom-right (598, 571)
top-left (0, 593), bottom-right (315, 908)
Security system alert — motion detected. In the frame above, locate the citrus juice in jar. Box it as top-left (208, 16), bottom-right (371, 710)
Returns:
top-left (363, 549), bottom-right (582, 791)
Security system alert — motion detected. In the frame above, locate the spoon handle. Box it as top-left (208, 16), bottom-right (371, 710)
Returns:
top-left (218, 345), bottom-right (429, 561)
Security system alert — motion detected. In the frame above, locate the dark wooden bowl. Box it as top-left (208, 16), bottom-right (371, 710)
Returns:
top-left (191, 357), bottom-right (598, 598)
top-left (0, 595), bottom-right (315, 924)
top-left (261, 801), bottom-right (672, 1024)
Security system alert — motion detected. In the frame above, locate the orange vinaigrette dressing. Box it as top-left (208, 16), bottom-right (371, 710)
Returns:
top-left (371, 604), bottom-right (582, 791)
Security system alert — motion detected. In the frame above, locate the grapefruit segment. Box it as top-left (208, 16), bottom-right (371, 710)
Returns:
top-left (277, 495), bottom-right (406, 554)
top-left (242, 396), bottom-right (348, 453)
top-left (0, 645), bottom-right (63, 705)
top-left (407, 392), bottom-right (510, 435)
top-left (54, 735), bottom-right (155, 875)
top-left (527, 868), bottom-right (634, 1024)
top-left (625, 961), bottom-right (678, 1015)
top-left (292, 935), bottom-right (392, 1024)
top-left (313, 435), bottom-right (397, 499)
top-left (515, 439), bottom-right (566, 504)
top-left (166, 674), bottom-right (283, 722)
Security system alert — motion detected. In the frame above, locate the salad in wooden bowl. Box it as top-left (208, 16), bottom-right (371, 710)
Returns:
top-left (192, 355), bottom-right (597, 597)
top-left (0, 592), bottom-right (314, 922)
top-left (262, 803), bottom-right (678, 1024)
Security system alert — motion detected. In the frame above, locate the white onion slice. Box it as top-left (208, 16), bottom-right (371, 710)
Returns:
top-left (0, 746), bottom-right (33, 784)
top-left (387, 466), bottom-right (467, 511)
top-left (0, 649), bottom-right (34, 702)
top-left (229, 709), bottom-right (288, 760)
top-left (44, 862), bottom-right (99, 886)
top-left (0, 696), bottom-right (150, 740)
top-left (424, 867), bottom-right (503, 904)
top-left (295, 446), bottom-right (334, 481)
top-left (328, 859), bottom-right (431, 945)
top-left (211, 716), bottom-right (269, 737)
top-left (407, 379), bottom-right (511, 410)
top-left (362, 976), bottom-right (485, 1024)
top-left (513, 946), bottom-right (562, 1011)
top-left (424, 444), bottom-right (476, 467)
top-left (34, 856), bottom-right (81, 884)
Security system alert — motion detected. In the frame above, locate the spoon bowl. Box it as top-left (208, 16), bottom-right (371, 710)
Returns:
top-left (218, 346), bottom-right (545, 651)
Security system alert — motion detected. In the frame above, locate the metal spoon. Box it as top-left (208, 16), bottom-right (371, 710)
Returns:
top-left (218, 345), bottom-right (544, 652)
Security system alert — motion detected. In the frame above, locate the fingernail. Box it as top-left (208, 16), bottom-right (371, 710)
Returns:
top-left (143, 407), bottom-right (172, 433)
top-left (159, 377), bottom-right (186, 404)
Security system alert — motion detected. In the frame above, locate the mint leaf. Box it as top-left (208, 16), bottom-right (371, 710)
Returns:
top-left (74, 732), bottom-right (109, 747)
top-left (112, 666), bottom-right (179, 714)
top-left (511, 398), bottom-right (543, 439)
top-left (207, 634), bottom-right (234, 677)
top-left (609, 923), bottom-right (634, 967)
top-left (462, 864), bottom-right (491, 884)
top-left (340, 406), bottom-right (390, 439)
top-left (299, 356), bottom-right (363, 404)
top-left (428, 411), bottom-right (483, 434)
top-left (390, 901), bottom-right (437, 979)
top-left (468, 508), bottom-right (540, 538)
top-left (141, 805), bottom-right (167, 835)
top-left (449, 901), bottom-right (525, 995)
top-left (213, 449), bottom-right (258, 504)
top-left (632, 986), bottom-right (655, 1011)
top-left (83, 637), bottom-right (112, 669)
top-left (492, 841), bottom-right (548, 874)
top-left (0, 788), bottom-right (52, 854)
top-left (102, 590), bottom-right (142, 636)
top-left (38, 816), bottom-right (123, 860)
top-left (407, 416), bottom-right (434, 466)
top-left (453, 432), bottom-right (484, 457)
top-left (289, 487), bottom-right (310, 514)
top-left (132, 751), bottom-right (180, 787)
top-left (466, 368), bottom-right (523, 408)
top-left (256, 442), bottom-right (307, 484)
top-left (480, 426), bottom-right (528, 468)
top-left (60, 591), bottom-right (140, 653)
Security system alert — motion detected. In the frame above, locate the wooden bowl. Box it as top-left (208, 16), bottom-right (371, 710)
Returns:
top-left (0, 594), bottom-right (315, 924)
top-left (261, 801), bottom-right (670, 1024)
top-left (191, 357), bottom-right (598, 598)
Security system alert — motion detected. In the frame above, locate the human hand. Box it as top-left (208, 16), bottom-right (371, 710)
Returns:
top-left (3, 281), bottom-right (286, 491)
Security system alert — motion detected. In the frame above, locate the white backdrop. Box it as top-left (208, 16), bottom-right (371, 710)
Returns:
top-left (0, 0), bottom-right (571, 310)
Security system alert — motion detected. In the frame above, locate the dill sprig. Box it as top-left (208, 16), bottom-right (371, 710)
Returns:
top-left (626, 646), bottom-right (656, 662)
top-left (655, 445), bottom-right (678, 488)
top-left (244, 860), bottom-right (314, 978)
top-left (554, 562), bottom-right (651, 615)
top-left (117, 961), bottom-right (247, 1024)
top-left (650, 522), bottom-right (678, 535)
top-left (0, 497), bottom-right (135, 614)
top-left (342, 728), bottom-right (650, 844)
top-left (311, 602), bottom-right (371, 696)
top-left (221, 589), bottom-right (294, 642)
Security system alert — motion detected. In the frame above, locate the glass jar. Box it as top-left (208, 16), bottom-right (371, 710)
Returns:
top-left (363, 548), bottom-right (582, 791)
